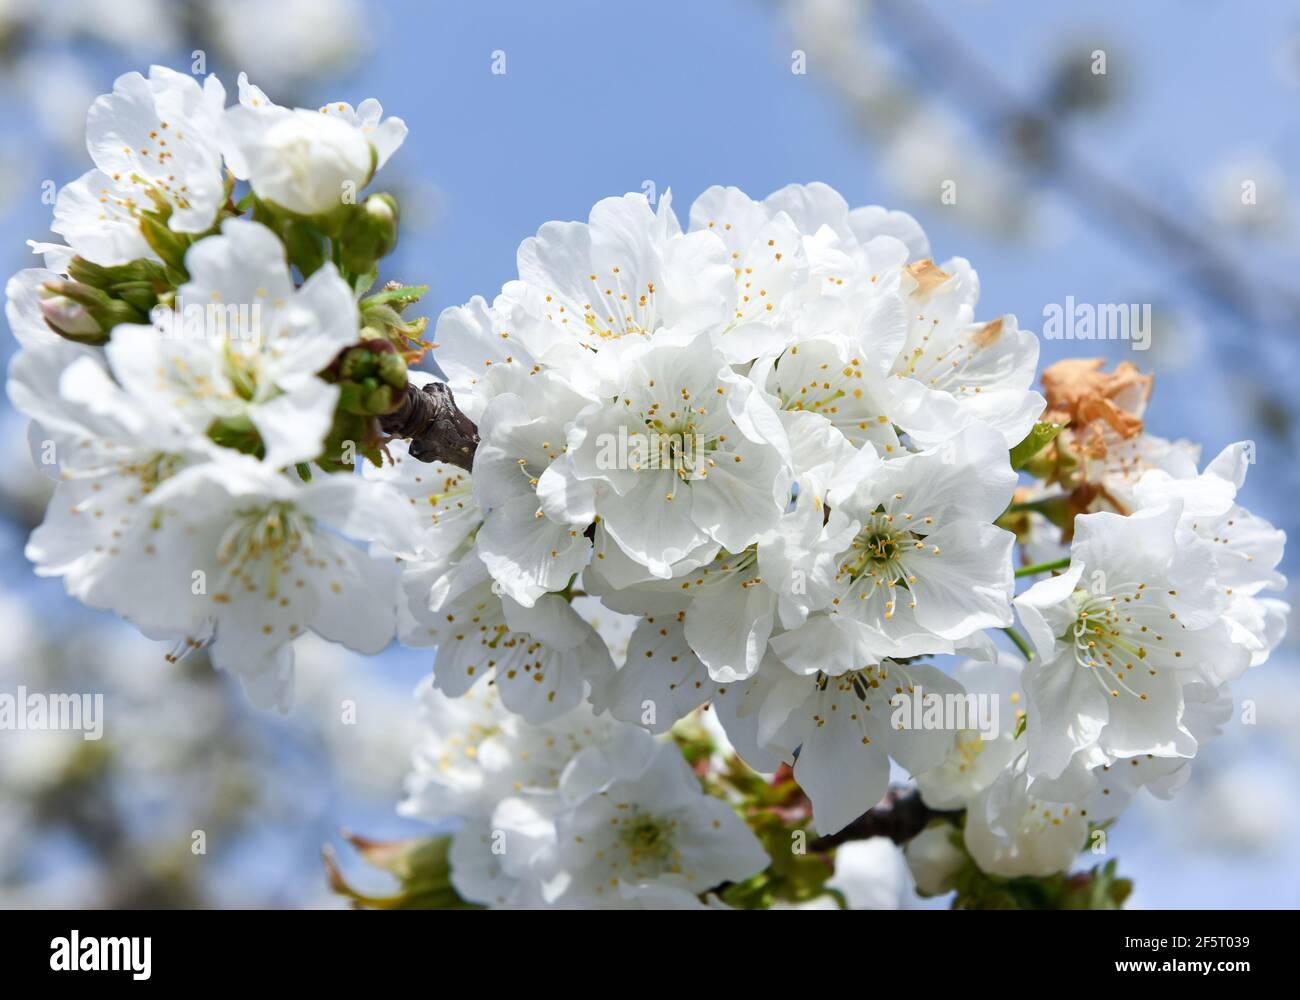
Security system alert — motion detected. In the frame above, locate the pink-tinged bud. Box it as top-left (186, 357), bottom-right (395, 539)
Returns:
top-left (39, 294), bottom-right (104, 342)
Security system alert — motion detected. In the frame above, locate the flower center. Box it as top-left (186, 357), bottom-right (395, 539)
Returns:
top-left (836, 513), bottom-right (918, 620)
top-left (121, 451), bottom-right (185, 494)
top-left (215, 501), bottom-right (314, 600)
top-left (1066, 583), bottom-right (1182, 702)
top-left (579, 270), bottom-right (660, 340)
top-left (614, 809), bottom-right (680, 874)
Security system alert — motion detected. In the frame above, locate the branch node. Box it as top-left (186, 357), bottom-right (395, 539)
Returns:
top-left (808, 787), bottom-right (960, 852)
top-left (380, 381), bottom-right (479, 471)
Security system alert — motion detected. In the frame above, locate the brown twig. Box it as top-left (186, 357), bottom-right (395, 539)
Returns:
top-left (809, 786), bottom-right (961, 852)
top-left (380, 381), bottom-right (480, 471)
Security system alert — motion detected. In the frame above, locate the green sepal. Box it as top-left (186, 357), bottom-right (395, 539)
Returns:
top-left (325, 834), bottom-right (483, 910)
top-left (1009, 420), bottom-right (1066, 471)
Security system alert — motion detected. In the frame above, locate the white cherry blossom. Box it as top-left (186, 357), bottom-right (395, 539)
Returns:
top-left (52, 169), bottom-right (161, 266)
top-left (223, 79), bottom-right (405, 216)
top-left (772, 424), bottom-right (1017, 674)
top-left (51, 66), bottom-right (228, 266)
top-left (415, 556), bottom-right (614, 723)
top-left (548, 333), bottom-right (793, 577)
top-left (963, 751), bottom-right (1088, 878)
top-left (913, 652), bottom-right (1028, 810)
top-left (762, 658), bottom-right (968, 835)
top-left (362, 433), bottom-right (479, 565)
top-left (886, 258), bottom-right (1045, 448)
top-left (506, 191), bottom-right (735, 383)
top-left (473, 375), bottom-right (596, 607)
top-left (108, 218), bottom-right (359, 468)
top-left (546, 739), bottom-right (767, 906)
top-left (1133, 441), bottom-right (1288, 667)
top-left (1014, 503), bottom-right (1250, 781)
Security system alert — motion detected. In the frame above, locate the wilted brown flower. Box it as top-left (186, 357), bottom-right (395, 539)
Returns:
top-left (1040, 358), bottom-right (1153, 440)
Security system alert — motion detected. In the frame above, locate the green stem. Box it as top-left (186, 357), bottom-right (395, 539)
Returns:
top-left (1002, 626), bottom-right (1034, 660)
top-left (554, 574), bottom-right (586, 602)
top-left (1014, 556), bottom-right (1071, 578)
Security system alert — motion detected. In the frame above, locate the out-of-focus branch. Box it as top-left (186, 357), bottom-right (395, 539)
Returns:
top-left (871, 0), bottom-right (1300, 332)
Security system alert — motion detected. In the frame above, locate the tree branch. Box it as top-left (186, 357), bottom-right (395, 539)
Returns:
top-left (871, 0), bottom-right (1300, 333)
top-left (380, 381), bottom-right (479, 471)
top-left (809, 786), bottom-right (960, 852)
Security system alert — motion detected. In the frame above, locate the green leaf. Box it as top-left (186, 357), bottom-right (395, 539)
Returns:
top-left (1009, 421), bottom-right (1066, 470)
top-left (361, 283), bottom-right (429, 311)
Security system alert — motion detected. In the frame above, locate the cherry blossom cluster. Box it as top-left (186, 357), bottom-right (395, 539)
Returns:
top-left (366, 183), bottom-right (1287, 902)
top-left (7, 66), bottom-right (417, 708)
top-left (5, 66), bottom-right (1288, 908)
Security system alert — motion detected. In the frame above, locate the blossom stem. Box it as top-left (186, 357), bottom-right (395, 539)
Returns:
top-left (1001, 626), bottom-right (1034, 661)
top-left (1014, 556), bottom-right (1071, 578)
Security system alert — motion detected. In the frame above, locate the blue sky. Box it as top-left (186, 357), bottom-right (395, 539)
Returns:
top-left (357, 0), bottom-right (1300, 553)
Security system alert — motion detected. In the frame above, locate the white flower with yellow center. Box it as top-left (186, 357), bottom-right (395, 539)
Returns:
top-left (399, 679), bottom-right (669, 908)
top-left (131, 456), bottom-right (410, 708)
top-left (472, 373), bottom-right (598, 607)
top-left (107, 218), bottom-right (358, 469)
top-left (760, 658), bottom-right (968, 835)
top-left (684, 183), bottom-right (1041, 449)
top-left (913, 652), bottom-right (1027, 810)
top-left (432, 290), bottom-right (590, 421)
top-left (963, 751), bottom-right (1089, 879)
top-left (14, 356), bottom-right (408, 711)
top-left (884, 258), bottom-right (1045, 448)
top-left (400, 678), bottom-right (628, 828)
top-left (546, 739), bottom-right (767, 906)
top-left (52, 66), bottom-right (228, 265)
top-left (771, 424), bottom-right (1017, 675)
top-left (1028, 680), bottom-right (1234, 822)
top-left (501, 191), bottom-right (736, 385)
top-left (687, 182), bottom-right (918, 364)
top-left (681, 185), bottom-right (824, 365)
top-left (12, 343), bottom-right (207, 637)
top-left (1133, 441), bottom-right (1288, 667)
top-left (418, 556), bottom-right (614, 724)
top-left (362, 432), bottom-right (480, 567)
top-left (1014, 503), bottom-right (1250, 781)
top-left (750, 327), bottom-right (906, 466)
top-left (546, 334), bottom-right (793, 578)
top-left (586, 480), bottom-right (856, 701)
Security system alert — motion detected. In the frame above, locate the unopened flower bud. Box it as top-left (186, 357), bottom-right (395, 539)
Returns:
top-left (905, 823), bottom-right (965, 896)
top-left (377, 350), bottom-right (407, 389)
top-left (41, 280), bottom-right (146, 343)
top-left (229, 108), bottom-right (374, 217)
top-left (38, 294), bottom-right (105, 343)
top-left (339, 193), bottom-right (400, 274)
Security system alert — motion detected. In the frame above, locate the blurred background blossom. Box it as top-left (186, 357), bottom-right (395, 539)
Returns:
top-left (1, 0), bottom-right (1296, 907)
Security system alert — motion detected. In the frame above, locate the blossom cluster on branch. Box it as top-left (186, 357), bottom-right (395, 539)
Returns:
top-left (5, 65), bottom-right (1288, 909)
